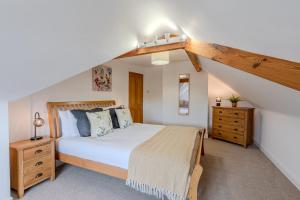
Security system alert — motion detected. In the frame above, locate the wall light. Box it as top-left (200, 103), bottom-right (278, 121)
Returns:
top-left (151, 52), bottom-right (169, 65)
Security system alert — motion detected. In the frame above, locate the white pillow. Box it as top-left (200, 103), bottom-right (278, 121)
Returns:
top-left (115, 108), bottom-right (133, 128)
top-left (86, 110), bottom-right (113, 137)
top-left (58, 110), bottom-right (80, 137)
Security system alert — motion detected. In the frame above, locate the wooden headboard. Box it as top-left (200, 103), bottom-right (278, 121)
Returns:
top-left (47, 100), bottom-right (116, 139)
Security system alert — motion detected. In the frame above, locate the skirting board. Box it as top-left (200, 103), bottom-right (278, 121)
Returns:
top-left (254, 140), bottom-right (300, 191)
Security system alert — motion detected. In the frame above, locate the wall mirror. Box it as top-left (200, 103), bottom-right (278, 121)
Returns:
top-left (179, 74), bottom-right (190, 115)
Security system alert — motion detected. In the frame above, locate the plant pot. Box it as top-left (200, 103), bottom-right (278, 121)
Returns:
top-left (232, 102), bottom-right (237, 107)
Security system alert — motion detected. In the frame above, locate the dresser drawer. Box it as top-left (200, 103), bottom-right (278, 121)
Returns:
top-left (23, 155), bottom-right (52, 175)
top-left (213, 130), bottom-right (244, 145)
top-left (214, 108), bottom-right (246, 119)
top-left (24, 168), bottom-right (52, 188)
top-left (213, 123), bottom-right (245, 134)
top-left (23, 143), bottom-right (51, 161)
top-left (214, 116), bottom-right (245, 127)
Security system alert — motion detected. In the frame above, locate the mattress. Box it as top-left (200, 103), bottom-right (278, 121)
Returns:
top-left (56, 123), bottom-right (165, 169)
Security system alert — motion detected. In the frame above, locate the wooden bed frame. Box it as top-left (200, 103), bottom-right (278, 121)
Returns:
top-left (47, 100), bottom-right (205, 200)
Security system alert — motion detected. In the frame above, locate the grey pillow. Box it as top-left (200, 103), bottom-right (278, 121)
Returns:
top-left (71, 108), bottom-right (103, 137)
top-left (107, 107), bottom-right (123, 129)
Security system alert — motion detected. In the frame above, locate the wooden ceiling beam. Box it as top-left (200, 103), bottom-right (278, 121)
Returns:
top-left (185, 50), bottom-right (202, 72)
top-left (185, 39), bottom-right (300, 91)
top-left (116, 42), bottom-right (186, 59)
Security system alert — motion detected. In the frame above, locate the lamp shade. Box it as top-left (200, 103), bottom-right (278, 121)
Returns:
top-left (151, 51), bottom-right (169, 65)
top-left (33, 112), bottom-right (44, 127)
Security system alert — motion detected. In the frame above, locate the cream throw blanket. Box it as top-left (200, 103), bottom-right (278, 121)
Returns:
top-left (126, 126), bottom-right (199, 200)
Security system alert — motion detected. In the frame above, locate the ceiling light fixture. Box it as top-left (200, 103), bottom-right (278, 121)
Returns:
top-left (151, 51), bottom-right (170, 65)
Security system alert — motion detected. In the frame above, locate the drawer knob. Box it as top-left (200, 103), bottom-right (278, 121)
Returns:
top-left (234, 128), bottom-right (238, 131)
top-left (219, 111), bottom-right (223, 114)
top-left (218, 133), bottom-right (221, 135)
top-left (233, 136), bottom-right (238, 139)
top-left (218, 125), bottom-right (222, 128)
top-left (234, 112), bottom-right (239, 115)
top-left (35, 173), bottom-right (43, 179)
top-left (35, 149), bottom-right (43, 154)
top-left (35, 161), bottom-right (43, 166)
top-left (219, 118), bottom-right (222, 121)
top-left (234, 120), bottom-right (238, 123)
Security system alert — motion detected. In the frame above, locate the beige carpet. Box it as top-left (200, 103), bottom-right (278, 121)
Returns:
top-left (12, 138), bottom-right (300, 200)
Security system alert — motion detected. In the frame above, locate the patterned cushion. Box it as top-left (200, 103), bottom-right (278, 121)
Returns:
top-left (86, 110), bottom-right (113, 137)
top-left (115, 108), bottom-right (133, 128)
top-left (71, 108), bottom-right (103, 137)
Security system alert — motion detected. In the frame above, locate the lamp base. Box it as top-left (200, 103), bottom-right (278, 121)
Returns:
top-left (30, 136), bottom-right (43, 141)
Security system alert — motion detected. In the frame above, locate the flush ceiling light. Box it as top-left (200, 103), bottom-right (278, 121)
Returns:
top-left (151, 51), bottom-right (169, 65)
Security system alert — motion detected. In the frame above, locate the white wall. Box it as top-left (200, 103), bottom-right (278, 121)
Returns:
top-left (144, 66), bottom-right (163, 124)
top-left (0, 101), bottom-right (11, 200)
top-left (162, 61), bottom-right (208, 129)
top-left (255, 110), bottom-right (300, 190)
top-left (9, 60), bottom-right (145, 142)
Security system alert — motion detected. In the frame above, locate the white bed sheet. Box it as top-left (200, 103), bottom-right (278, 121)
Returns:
top-left (56, 123), bottom-right (165, 169)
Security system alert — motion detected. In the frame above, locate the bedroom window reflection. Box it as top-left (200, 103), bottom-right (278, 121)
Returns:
top-left (179, 74), bottom-right (190, 115)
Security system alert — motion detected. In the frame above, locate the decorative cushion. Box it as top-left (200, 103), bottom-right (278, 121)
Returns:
top-left (58, 110), bottom-right (80, 137)
top-left (86, 110), bottom-right (113, 137)
top-left (106, 106), bottom-right (123, 129)
top-left (115, 108), bottom-right (133, 128)
top-left (71, 108), bottom-right (103, 137)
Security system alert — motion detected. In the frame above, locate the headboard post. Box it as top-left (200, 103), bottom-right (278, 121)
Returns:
top-left (47, 100), bottom-right (116, 139)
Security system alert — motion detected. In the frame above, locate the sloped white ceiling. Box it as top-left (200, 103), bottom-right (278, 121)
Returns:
top-left (0, 0), bottom-right (299, 102)
top-left (201, 57), bottom-right (300, 117)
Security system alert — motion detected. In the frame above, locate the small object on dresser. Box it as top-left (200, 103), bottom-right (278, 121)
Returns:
top-left (10, 138), bottom-right (55, 198)
top-left (216, 97), bottom-right (221, 106)
top-left (228, 95), bottom-right (241, 107)
top-left (31, 112), bottom-right (44, 140)
top-left (212, 106), bottom-right (254, 148)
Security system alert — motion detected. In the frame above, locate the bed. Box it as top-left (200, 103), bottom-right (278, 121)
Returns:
top-left (47, 100), bottom-right (205, 200)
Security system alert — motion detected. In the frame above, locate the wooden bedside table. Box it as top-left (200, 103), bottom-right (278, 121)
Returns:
top-left (10, 138), bottom-right (55, 198)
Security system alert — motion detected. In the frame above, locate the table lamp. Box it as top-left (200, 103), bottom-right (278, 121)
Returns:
top-left (31, 112), bottom-right (44, 140)
top-left (216, 97), bottom-right (222, 106)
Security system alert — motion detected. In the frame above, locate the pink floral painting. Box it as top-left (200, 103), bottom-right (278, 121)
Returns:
top-left (92, 65), bottom-right (112, 91)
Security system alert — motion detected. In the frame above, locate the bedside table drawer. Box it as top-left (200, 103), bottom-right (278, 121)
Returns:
top-left (24, 169), bottom-right (52, 188)
top-left (24, 155), bottom-right (52, 175)
top-left (24, 143), bottom-right (51, 161)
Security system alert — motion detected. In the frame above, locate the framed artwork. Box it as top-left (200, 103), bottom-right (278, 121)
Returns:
top-left (92, 65), bottom-right (112, 91)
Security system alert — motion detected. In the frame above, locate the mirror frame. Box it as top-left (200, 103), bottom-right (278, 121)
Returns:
top-left (178, 74), bottom-right (190, 116)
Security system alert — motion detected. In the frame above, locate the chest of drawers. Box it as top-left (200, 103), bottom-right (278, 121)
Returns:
top-left (212, 107), bottom-right (254, 147)
top-left (10, 138), bottom-right (55, 198)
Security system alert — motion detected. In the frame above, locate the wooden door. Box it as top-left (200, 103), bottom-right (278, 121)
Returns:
top-left (129, 72), bottom-right (143, 123)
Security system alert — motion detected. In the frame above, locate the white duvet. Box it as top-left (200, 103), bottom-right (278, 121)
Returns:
top-left (56, 123), bottom-right (165, 169)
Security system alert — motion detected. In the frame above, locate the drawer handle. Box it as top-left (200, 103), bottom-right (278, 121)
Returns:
top-left (35, 173), bottom-right (43, 179)
top-left (218, 125), bottom-right (222, 128)
top-left (234, 128), bottom-right (238, 131)
top-left (234, 120), bottom-right (238, 123)
top-left (218, 133), bottom-right (221, 135)
top-left (219, 111), bottom-right (223, 114)
top-left (35, 161), bottom-right (43, 166)
top-left (233, 136), bottom-right (238, 139)
top-left (219, 118), bottom-right (222, 121)
top-left (35, 149), bottom-right (43, 154)
top-left (234, 112), bottom-right (239, 115)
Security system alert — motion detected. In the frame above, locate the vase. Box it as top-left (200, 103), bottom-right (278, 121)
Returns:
top-left (232, 102), bottom-right (237, 107)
